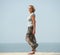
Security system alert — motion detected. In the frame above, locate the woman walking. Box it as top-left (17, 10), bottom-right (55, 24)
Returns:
top-left (25, 5), bottom-right (38, 54)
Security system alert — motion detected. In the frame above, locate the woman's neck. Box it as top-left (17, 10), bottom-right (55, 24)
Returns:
top-left (30, 12), bottom-right (34, 14)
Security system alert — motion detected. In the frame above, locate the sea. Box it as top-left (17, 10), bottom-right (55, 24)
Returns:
top-left (0, 43), bottom-right (60, 52)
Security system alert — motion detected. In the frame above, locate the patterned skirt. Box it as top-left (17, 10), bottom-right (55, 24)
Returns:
top-left (25, 26), bottom-right (38, 50)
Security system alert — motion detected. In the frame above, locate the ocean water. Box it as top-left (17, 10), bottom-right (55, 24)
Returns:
top-left (0, 43), bottom-right (60, 52)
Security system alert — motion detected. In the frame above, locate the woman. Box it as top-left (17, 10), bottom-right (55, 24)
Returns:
top-left (25, 5), bottom-right (38, 54)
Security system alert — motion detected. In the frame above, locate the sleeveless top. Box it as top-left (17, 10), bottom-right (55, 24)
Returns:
top-left (27, 12), bottom-right (35, 27)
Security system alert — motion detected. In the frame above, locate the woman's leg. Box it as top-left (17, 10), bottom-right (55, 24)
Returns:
top-left (26, 34), bottom-right (38, 54)
top-left (26, 33), bottom-right (34, 46)
top-left (26, 32), bottom-right (38, 51)
top-left (25, 27), bottom-right (38, 54)
top-left (30, 34), bottom-right (38, 51)
top-left (25, 27), bottom-right (35, 47)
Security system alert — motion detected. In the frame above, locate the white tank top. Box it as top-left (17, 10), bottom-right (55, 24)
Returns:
top-left (27, 12), bottom-right (35, 27)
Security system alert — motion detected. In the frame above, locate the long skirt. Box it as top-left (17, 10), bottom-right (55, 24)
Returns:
top-left (25, 26), bottom-right (38, 50)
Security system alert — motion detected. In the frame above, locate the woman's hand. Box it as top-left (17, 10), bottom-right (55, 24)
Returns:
top-left (32, 29), bottom-right (36, 34)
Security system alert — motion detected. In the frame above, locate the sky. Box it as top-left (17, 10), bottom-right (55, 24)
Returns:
top-left (0, 0), bottom-right (60, 43)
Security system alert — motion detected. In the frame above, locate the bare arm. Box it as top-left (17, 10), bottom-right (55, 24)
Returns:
top-left (31, 15), bottom-right (36, 34)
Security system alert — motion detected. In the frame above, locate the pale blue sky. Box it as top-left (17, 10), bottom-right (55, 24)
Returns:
top-left (0, 0), bottom-right (60, 43)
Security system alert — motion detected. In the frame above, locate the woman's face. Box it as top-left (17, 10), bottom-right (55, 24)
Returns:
top-left (28, 7), bottom-right (32, 13)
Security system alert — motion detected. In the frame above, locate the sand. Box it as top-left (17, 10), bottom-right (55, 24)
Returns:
top-left (0, 52), bottom-right (60, 55)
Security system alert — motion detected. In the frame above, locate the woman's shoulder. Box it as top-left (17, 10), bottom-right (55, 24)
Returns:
top-left (31, 12), bottom-right (35, 16)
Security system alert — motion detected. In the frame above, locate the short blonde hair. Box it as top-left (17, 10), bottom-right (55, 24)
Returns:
top-left (29, 5), bottom-right (35, 12)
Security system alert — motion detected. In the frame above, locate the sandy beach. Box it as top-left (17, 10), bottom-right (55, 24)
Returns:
top-left (0, 52), bottom-right (60, 55)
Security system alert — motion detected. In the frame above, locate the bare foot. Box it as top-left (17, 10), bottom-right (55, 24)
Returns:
top-left (28, 53), bottom-right (33, 55)
top-left (28, 50), bottom-right (36, 55)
